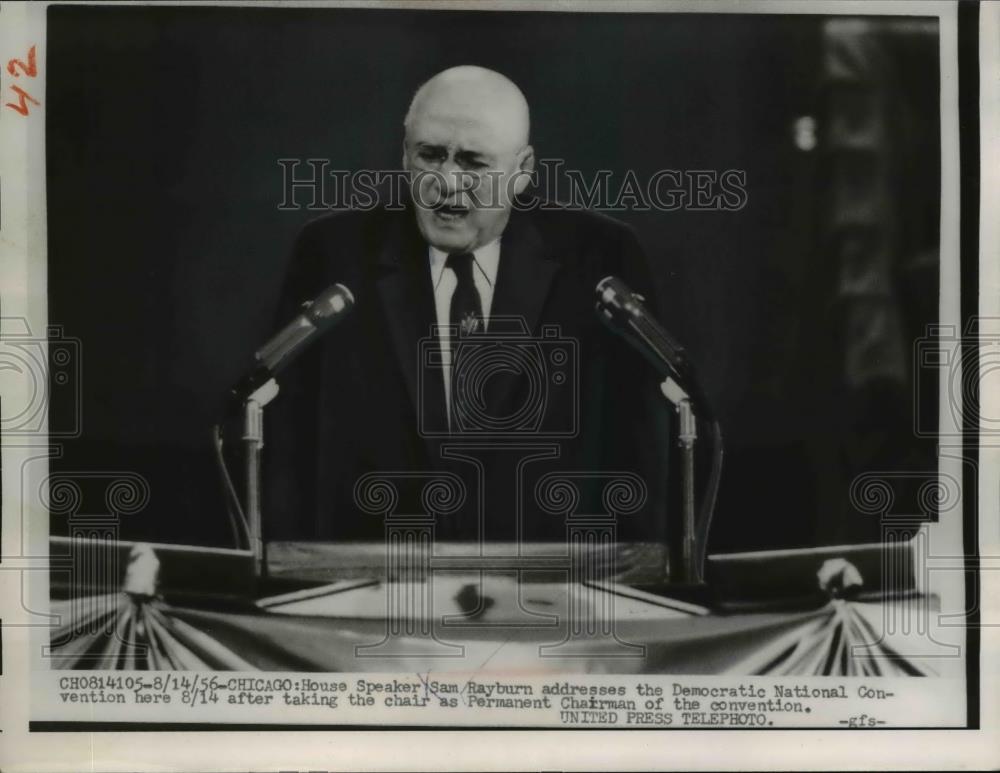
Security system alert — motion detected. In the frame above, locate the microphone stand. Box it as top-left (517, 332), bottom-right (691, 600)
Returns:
top-left (659, 377), bottom-right (700, 585)
top-left (593, 276), bottom-right (722, 594)
top-left (240, 378), bottom-right (280, 577)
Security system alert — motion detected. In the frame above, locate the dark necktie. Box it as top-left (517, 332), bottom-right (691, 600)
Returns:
top-left (446, 251), bottom-right (483, 429)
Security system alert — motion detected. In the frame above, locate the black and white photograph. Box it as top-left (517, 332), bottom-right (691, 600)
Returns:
top-left (0, 0), bottom-right (995, 769)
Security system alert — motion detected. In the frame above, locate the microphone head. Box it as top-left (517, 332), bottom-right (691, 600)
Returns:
top-left (594, 274), bottom-right (692, 382)
top-left (305, 283), bottom-right (355, 326)
top-left (595, 275), bottom-right (640, 327)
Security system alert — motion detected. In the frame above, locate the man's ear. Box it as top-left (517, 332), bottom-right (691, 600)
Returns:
top-left (401, 140), bottom-right (411, 172)
top-left (511, 145), bottom-right (535, 197)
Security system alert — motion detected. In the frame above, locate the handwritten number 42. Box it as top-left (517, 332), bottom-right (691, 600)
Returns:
top-left (5, 45), bottom-right (40, 115)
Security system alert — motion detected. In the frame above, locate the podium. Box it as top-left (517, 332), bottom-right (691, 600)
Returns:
top-left (47, 531), bottom-right (951, 677)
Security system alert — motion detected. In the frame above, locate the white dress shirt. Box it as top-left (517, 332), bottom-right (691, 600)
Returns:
top-left (428, 239), bottom-right (501, 422)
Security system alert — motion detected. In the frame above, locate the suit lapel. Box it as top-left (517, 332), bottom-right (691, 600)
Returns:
top-left (483, 211), bottom-right (561, 428)
top-left (491, 210), bottom-right (560, 335)
top-left (374, 211), bottom-right (450, 443)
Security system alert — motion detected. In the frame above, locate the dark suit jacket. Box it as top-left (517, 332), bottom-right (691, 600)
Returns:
top-left (263, 200), bottom-right (671, 544)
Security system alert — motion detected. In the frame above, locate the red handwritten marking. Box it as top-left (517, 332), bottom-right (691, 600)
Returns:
top-left (6, 45), bottom-right (37, 78)
top-left (5, 84), bottom-right (40, 116)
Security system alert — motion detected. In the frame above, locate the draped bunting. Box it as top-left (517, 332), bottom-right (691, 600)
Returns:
top-left (47, 542), bottom-right (938, 675)
top-left (50, 594), bottom-right (253, 671)
top-left (49, 591), bottom-right (935, 676)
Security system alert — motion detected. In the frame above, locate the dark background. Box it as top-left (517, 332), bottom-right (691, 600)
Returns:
top-left (46, 6), bottom-right (940, 552)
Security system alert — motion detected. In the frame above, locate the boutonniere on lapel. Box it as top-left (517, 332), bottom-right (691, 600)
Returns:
top-left (459, 312), bottom-right (481, 337)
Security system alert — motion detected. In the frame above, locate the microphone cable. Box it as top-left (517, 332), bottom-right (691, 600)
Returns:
top-left (211, 423), bottom-right (251, 551)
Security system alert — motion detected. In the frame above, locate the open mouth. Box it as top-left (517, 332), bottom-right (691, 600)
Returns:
top-left (432, 203), bottom-right (470, 222)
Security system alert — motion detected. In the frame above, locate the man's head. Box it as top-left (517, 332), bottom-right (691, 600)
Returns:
top-left (403, 66), bottom-right (534, 253)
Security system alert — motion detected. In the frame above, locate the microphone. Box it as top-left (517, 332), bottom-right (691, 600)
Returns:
top-left (595, 275), bottom-right (724, 586)
top-left (594, 276), bottom-right (691, 385)
top-left (231, 283), bottom-right (355, 404)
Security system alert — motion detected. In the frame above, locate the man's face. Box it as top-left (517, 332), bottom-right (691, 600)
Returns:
top-left (404, 108), bottom-right (532, 253)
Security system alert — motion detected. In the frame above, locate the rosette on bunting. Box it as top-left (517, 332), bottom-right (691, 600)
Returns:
top-left (724, 558), bottom-right (935, 676)
top-left (49, 544), bottom-right (253, 670)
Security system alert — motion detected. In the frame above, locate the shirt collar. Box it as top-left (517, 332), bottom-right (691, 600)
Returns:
top-left (429, 238), bottom-right (501, 287)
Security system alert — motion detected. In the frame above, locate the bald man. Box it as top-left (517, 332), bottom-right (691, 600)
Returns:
top-left (264, 66), bottom-right (670, 545)
top-left (403, 66), bottom-right (534, 256)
